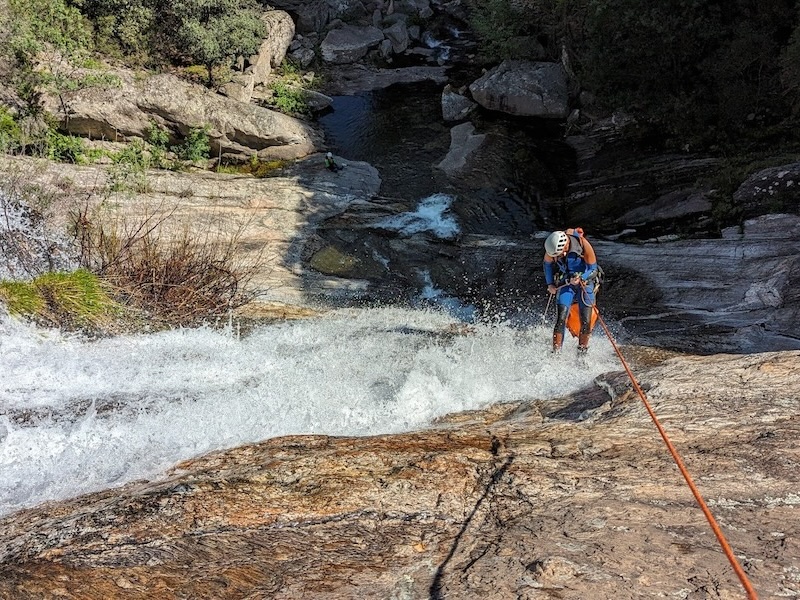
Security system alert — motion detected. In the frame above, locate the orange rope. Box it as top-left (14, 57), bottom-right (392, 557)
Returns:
top-left (593, 308), bottom-right (759, 600)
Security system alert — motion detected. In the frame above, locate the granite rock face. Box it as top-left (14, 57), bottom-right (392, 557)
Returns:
top-left (469, 60), bottom-right (570, 118)
top-left (41, 69), bottom-right (322, 161)
top-left (1, 350), bottom-right (798, 599)
top-left (0, 154), bottom-right (381, 306)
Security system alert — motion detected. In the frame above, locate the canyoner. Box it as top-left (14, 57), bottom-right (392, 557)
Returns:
top-left (542, 227), bottom-right (603, 354)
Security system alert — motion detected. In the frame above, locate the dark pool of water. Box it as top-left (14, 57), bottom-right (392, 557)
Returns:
top-left (317, 79), bottom-right (576, 237)
top-left (318, 81), bottom-right (452, 202)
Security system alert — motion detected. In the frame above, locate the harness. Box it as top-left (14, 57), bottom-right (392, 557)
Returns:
top-left (552, 229), bottom-right (603, 288)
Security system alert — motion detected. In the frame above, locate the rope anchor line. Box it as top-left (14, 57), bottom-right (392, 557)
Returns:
top-left (593, 306), bottom-right (759, 600)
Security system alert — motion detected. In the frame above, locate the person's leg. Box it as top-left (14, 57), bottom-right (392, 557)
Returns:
top-left (552, 287), bottom-right (575, 352)
top-left (577, 285), bottom-right (595, 352)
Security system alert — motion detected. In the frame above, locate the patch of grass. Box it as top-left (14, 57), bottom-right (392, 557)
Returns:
top-left (0, 269), bottom-right (118, 328)
top-left (0, 280), bottom-right (46, 315)
top-left (217, 156), bottom-right (288, 178)
top-left (35, 269), bottom-right (119, 324)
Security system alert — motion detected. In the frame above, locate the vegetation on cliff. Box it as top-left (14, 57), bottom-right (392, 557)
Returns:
top-left (0, 172), bottom-right (259, 332)
top-left (468, 0), bottom-right (800, 151)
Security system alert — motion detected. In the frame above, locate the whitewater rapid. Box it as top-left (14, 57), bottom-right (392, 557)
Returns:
top-left (0, 306), bottom-right (619, 517)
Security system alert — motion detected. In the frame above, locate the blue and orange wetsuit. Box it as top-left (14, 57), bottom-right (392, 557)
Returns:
top-left (543, 228), bottom-right (598, 350)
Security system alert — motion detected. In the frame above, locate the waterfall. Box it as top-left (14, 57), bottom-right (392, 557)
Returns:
top-left (0, 306), bottom-right (617, 516)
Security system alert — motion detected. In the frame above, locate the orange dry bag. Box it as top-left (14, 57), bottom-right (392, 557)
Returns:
top-left (566, 303), bottom-right (598, 338)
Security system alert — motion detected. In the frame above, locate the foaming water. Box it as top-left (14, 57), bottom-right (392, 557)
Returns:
top-left (0, 306), bottom-right (617, 516)
top-left (374, 193), bottom-right (460, 239)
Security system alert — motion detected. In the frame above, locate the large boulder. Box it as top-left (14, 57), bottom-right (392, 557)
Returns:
top-left (441, 84), bottom-right (476, 121)
top-left (262, 0), bottom-right (330, 33)
top-left (732, 162), bottom-right (800, 219)
top-left (321, 25), bottom-right (386, 63)
top-left (248, 10), bottom-right (296, 86)
top-left (469, 60), bottom-right (569, 118)
top-left (41, 69), bottom-right (322, 161)
top-left (383, 20), bottom-right (410, 54)
top-left (397, 0), bottom-right (434, 18)
top-left (265, 0), bottom-right (368, 32)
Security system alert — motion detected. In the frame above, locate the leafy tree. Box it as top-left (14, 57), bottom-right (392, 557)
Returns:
top-left (578, 0), bottom-right (797, 146)
top-left (467, 0), bottom-right (535, 61)
top-left (6, 0), bottom-right (94, 111)
top-left (81, 0), bottom-right (155, 61)
top-left (780, 15), bottom-right (800, 115)
top-left (79, 0), bottom-right (266, 82)
top-left (167, 0), bottom-right (266, 86)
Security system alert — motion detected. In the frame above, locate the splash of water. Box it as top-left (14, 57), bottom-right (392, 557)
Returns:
top-left (0, 306), bottom-right (618, 516)
top-left (374, 193), bottom-right (460, 239)
top-left (0, 190), bottom-right (77, 280)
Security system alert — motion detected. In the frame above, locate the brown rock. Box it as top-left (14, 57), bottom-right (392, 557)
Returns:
top-left (41, 69), bottom-right (321, 161)
top-left (0, 351), bottom-right (798, 599)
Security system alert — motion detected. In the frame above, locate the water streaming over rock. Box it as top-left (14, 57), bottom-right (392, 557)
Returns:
top-left (0, 307), bottom-right (619, 517)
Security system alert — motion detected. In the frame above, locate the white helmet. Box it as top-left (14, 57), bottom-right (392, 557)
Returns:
top-left (326, 152), bottom-right (333, 158)
top-left (544, 231), bottom-right (568, 257)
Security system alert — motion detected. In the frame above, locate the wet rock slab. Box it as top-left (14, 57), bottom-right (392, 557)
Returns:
top-left (1, 351), bottom-right (798, 599)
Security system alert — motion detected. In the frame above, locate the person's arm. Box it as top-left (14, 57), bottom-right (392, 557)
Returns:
top-left (543, 255), bottom-right (558, 294)
top-left (580, 238), bottom-right (598, 280)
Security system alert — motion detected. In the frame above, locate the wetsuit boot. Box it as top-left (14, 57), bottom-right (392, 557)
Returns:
top-left (552, 332), bottom-right (563, 353)
top-left (578, 333), bottom-right (590, 354)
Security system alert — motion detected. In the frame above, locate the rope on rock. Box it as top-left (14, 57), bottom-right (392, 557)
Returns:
top-left (593, 307), bottom-right (759, 600)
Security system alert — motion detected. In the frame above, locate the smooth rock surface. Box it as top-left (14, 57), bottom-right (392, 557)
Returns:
top-left (469, 60), bottom-right (569, 118)
top-left (320, 25), bottom-right (385, 64)
top-left (1, 350), bottom-right (798, 599)
top-left (41, 70), bottom-right (322, 161)
top-left (0, 154), bottom-right (380, 306)
top-left (597, 213), bottom-right (800, 352)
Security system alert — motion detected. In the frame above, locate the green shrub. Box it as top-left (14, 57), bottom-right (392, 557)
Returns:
top-left (466, 0), bottom-right (542, 61)
top-left (108, 139), bottom-right (149, 191)
top-left (269, 82), bottom-right (309, 116)
top-left (146, 120), bottom-right (170, 167)
top-left (46, 131), bottom-right (87, 163)
top-left (146, 120), bottom-right (170, 149)
top-left (0, 108), bottom-right (23, 154)
top-left (173, 126), bottom-right (211, 162)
